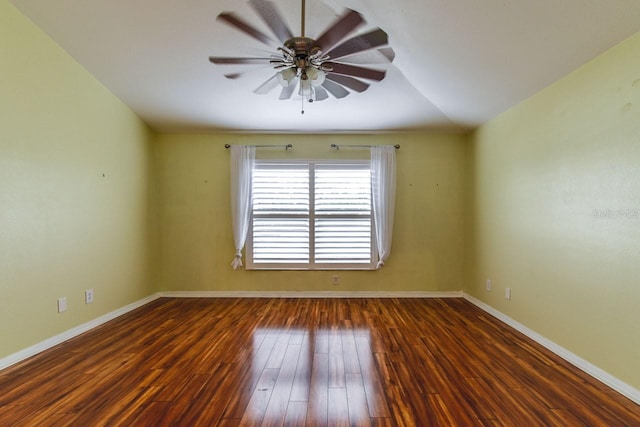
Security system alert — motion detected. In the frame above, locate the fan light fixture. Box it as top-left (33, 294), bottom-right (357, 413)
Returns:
top-left (271, 35), bottom-right (329, 105)
top-left (209, 0), bottom-right (395, 114)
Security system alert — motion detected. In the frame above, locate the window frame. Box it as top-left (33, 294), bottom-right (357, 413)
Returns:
top-left (246, 159), bottom-right (377, 271)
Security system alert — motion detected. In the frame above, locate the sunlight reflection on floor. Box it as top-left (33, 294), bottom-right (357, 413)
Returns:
top-left (245, 326), bottom-right (383, 424)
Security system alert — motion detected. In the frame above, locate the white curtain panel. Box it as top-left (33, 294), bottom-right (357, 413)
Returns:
top-left (371, 145), bottom-right (396, 268)
top-left (229, 145), bottom-right (255, 269)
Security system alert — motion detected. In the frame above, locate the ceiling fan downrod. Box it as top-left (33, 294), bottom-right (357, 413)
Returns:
top-left (301, 0), bottom-right (306, 37)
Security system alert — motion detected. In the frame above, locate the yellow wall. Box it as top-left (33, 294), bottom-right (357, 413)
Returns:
top-left (466, 32), bottom-right (640, 388)
top-left (0, 1), bottom-right (155, 358)
top-left (154, 133), bottom-right (468, 292)
top-left (4, 0), bottom-right (639, 395)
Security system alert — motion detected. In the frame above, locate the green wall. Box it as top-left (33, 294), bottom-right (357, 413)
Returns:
top-left (466, 32), bottom-right (640, 389)
top-left (0, 1), bottom-right (155, 358)
top-left (154, 133), bottom-right (468, 293)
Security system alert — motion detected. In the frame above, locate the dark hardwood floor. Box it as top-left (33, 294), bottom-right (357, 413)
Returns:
top-left (1, 297), bottom-right (638, 426)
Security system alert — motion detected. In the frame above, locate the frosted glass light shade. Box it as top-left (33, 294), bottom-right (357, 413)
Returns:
top-left (306, 68), bottom-right (326, 87)
top-left (276, 68), bottom-right (297, 87)
top-left (299, 78), bottom-right (313, 97)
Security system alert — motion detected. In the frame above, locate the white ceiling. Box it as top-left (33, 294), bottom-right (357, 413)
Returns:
top-left (10, 0), bottom-right (640, 133)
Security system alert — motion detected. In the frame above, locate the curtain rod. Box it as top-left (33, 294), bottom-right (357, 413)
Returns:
top-left (225, 144), bottom-right (292, 150)
top-left (330, 144), bottom-right (400, 150)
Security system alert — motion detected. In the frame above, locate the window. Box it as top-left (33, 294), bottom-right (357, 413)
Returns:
top-left (247, 160), bottom-right (376, 270)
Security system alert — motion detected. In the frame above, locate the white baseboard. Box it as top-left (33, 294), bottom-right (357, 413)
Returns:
top-left (158, 290), bottom-right (464, 299)
top-left (0, 293), bottom-right (161, 371)
top-left (463, 293), bottom-right (640, 406)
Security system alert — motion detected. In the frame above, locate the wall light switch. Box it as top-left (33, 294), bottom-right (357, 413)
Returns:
top-left (58, 297), bottom-right (67, 313)
top-left (505, 288), bottom-right (511, 300)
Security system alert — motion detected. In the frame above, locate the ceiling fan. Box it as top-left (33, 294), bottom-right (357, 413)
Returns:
top-left (209, 0), bottom-right (395, 112)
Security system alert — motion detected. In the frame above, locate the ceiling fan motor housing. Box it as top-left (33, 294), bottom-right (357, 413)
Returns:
top-left (285, 36), bottom-right (322, 69)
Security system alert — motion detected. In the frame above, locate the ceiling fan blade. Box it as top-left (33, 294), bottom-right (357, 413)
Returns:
top-left (254, 75), bottom-right (280, 94)
top-left (224, 64), bottom-right (278, 80)
top-left (209, 57), bottom-right (272, 65)
top-left (321, 80), bottom-right (350, 99)
top-left (248, 0), bottom-right (293, 44)
top-left (325, 62), bottom-right (386, 81)
top-left (325, 29), bottom-right (389, 61)
top-left (335, 48), bottom-right (395, 65)
top-left (377, 47), bottom-right (396, 62)
top-left (313, 9), bottom-right (365, 52)
top-left (279, 82), bottom-right (297, 100)
top-left (217, 12), bottom-right (274, 46)
top-left (314, 86), bottom-right (329, 101)
top-left (325, 74), bottom-right (369, 93)
top-left (376, 47), bottom-right (395, 62)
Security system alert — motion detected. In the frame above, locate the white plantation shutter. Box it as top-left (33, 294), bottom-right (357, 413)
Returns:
top-left (251, 164), bottom-right (310, 265)
top-left (314, 165), bottom-right (372, 264)
top-left (247, 160), bottom-right (375, 269)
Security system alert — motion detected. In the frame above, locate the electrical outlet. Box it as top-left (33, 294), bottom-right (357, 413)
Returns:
top-left (85, 289), bottom-right (94, 304)
top-left (57, 297), bottom-right (67, 313)
top-left (332, 275), bottom-right (340, 286)
top-left (486, 279), bottom-right (492, 291)
top-left (505, 288), bottom-right (511, 300)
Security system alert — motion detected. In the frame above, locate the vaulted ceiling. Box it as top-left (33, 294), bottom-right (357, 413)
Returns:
top-left (10, 0), bottom-right (640, 133)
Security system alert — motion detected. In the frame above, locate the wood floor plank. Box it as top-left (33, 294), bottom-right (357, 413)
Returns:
top-left (221, 330), bottom-right (280, 419)
top-left (238, 368), bottom-right (279, 426)
top-left (289, 331), bottom-right (312, 402)
top-left (265, 329), bottom-right (293, 370)
top-left (168, 363), bottom-right (236, 426)
top-left (0, 297), bottom-right (638, 426)
top-left (313, 328), bottom-right (329, 354)
top-left (261, 343), bottom-right (302, 426)
top-left (11, 409), bottom-right (77, 427)
top-left (354, 335), bottom-right (390, 418)
top-left (341, 328), bottom-right (361, 375)
top-left (327, 387), bottom-right (350, 427)
top-left (427, 393), bottom-right (478, 426)
top-left (369, 417), bottom-right (395, 427)
top-left (217, 418), bottom-right (242, 427)
top-left (128, 400), bottom-right (171, 426)
top-left (328, 326), bottom-right (346, 388)
top-left (306, 352), bottom-right (329, 426)
top-left (283, 400), bottom-right (307, 426)
top-left (150, 374), bottom-right (211, 424)
top-left (345, 373), bottom-right (372, 427)
top-left (460, 376), bottom-right (506, 421)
